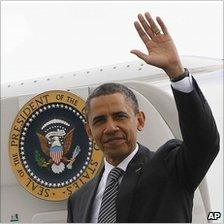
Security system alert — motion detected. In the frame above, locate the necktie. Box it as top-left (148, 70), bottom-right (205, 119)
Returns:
top-left (98, 167), bottom-right (124, 223)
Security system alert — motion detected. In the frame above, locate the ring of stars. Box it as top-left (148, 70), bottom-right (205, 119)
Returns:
top-left (19, 103), bottom-right (92, 188)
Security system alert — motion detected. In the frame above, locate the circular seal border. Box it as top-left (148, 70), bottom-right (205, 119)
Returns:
top-left (9, 90), bottom-right (103, 201)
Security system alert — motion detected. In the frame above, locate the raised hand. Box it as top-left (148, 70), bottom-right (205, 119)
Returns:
top-left (131, 12), bottom-right (185, 78)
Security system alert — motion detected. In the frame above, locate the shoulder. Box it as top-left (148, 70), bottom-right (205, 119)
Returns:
top-left (137, 139), bottom-right (183, 169)
top-left (68, 172), bottom-right (99, 203)
top-left (154, 139), bottom-right (182, 158)
top-left (158, 139), bottom-right (182, 152)
top-left (139, 140), bottom-right (183, 178)
top-left (138, 139), bottom-right (182, 158)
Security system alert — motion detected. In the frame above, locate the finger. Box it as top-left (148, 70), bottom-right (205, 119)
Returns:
top-left (137, 14), bottom-right (154, 39)
top-left (156, 16), bottom-right (169, 35)
top-left (145, 12), bottom-right (160, 34)
top-left (130, 49), bottom-right (149, 63)
top-left (134, 21), bottom-right (151, 49)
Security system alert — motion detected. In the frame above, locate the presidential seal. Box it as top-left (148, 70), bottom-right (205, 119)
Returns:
top-left (9, 90), bottom-right (103, 201)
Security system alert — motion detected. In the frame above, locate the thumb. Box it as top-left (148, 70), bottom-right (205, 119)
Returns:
top-left (130, 50), bottom-right (149, 63)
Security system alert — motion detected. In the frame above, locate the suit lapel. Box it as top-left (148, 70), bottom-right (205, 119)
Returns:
top-left (116, 145), bottom-right (152, 222)
top-left (81, 168), bottom-right (104, 222)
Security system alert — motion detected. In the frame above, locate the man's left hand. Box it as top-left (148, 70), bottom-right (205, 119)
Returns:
top-left (131, 12), bottom-right (185, 78)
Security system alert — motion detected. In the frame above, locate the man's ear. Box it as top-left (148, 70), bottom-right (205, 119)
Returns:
top-left (85, 123), bottom-right (93, 139)
top-left (136, 111), bottom-right (145, 131)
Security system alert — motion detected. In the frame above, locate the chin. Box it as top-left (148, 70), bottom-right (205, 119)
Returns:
top-left (104, 146), bottom-right (131, 159)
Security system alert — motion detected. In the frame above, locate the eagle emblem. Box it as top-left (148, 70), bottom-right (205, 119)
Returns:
top-left (9, 90), bottom-right (102, 201)
top-left (36, 119), bottom-right (81, 174)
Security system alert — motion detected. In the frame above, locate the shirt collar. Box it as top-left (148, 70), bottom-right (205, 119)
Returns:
top-left (104, 143), bottom-right (139, 175)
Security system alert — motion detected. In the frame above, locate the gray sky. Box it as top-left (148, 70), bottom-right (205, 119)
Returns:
top-left (1, 1), bottom-right (223, 83)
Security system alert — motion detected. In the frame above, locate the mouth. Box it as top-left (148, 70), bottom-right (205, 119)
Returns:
top-left (103, 137), bottom-right (126, 147)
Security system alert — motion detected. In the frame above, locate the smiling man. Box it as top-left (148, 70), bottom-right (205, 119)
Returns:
top-left (67, 12), bottom-right (219, 223)
top-left (85, 85), bottom-right (145, 166)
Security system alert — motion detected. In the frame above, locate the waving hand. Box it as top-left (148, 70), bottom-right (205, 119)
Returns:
top-left (131, 12), bottom-right (185, 78)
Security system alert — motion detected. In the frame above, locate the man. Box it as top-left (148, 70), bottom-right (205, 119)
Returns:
top-left (67, 12), bottom-right (219, 223)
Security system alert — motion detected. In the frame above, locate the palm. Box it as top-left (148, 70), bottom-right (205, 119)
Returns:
top-left (131, 13), bottom-right (184, 77)
top-left (144, 35), bottom-right (179, 69)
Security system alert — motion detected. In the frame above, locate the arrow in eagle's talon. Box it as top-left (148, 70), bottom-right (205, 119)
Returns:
top-left (66, 146), bottom-right (81, 169)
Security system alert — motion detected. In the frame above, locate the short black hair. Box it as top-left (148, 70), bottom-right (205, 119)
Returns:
top-left (85, 83), bottom-right (139, 120)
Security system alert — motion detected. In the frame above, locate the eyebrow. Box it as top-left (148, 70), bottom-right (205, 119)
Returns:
top-left (92, 115), bottom-right (106, 124)
top-left (113, 111), bottom-right (128, 116)
top-left (92, 111), bottom-right (128, 122)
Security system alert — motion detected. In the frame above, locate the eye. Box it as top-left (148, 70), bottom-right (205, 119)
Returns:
top-left (114, 113), bottom-right (128, 120)
top-left (93, 116), bottom-right (106, 125)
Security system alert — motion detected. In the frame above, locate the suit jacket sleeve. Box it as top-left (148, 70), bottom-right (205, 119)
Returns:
top-left (165, 76), bottom-right (220, 192)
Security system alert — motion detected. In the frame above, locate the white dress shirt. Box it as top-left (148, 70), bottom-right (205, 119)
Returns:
top-left (90, 75), bottom-right (193, 222)
top-left (90, 144), bottom-right (139, 223)
top-left (171, 74), bottom-right (193, 93)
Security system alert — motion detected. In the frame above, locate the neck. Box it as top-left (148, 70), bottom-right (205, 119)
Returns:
top-left (105, 155), bottom-right (127, 167)
top-left (104, 144), bottom-right (137, 166)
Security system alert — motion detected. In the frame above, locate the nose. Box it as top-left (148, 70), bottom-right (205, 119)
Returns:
top-left (103, 119), bottom-right (119, 134)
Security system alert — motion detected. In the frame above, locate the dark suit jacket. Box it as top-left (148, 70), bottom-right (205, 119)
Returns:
top-left (67, 78), bottom-right (219, 223)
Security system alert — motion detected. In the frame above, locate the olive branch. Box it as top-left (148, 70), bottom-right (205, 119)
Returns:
top-left (35, 150), bottom-right (50, 168)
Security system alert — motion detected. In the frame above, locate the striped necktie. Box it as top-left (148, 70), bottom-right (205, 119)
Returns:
top-left (97, 167), bottom-right (124, 223)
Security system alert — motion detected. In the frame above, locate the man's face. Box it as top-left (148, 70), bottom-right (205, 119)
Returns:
top-left (85, 93), bottom-right (145, 165)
